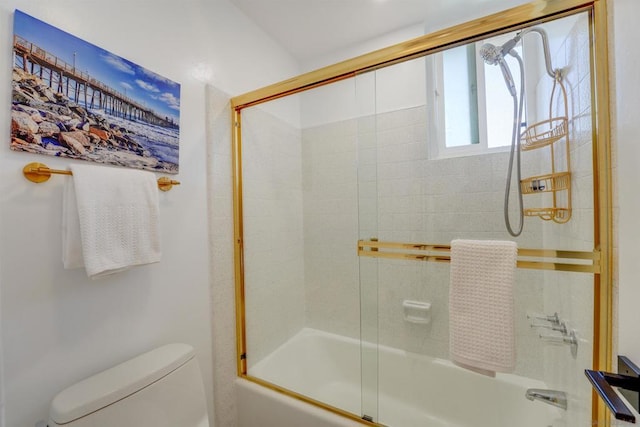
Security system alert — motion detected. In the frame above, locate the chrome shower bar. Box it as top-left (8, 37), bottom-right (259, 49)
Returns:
top-left (517, 27), bottom-right (558, 79)
top-left (357, 240), bottom-right (600, 274)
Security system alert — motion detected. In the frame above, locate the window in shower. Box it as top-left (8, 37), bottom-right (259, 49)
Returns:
top-left (429, 33), bottom-right (526, 159)
top-left (440, 44), bottom-right (480, 148)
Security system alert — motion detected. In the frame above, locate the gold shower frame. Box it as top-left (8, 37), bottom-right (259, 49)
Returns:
top-left (230, 0), bottom-right (613, 425)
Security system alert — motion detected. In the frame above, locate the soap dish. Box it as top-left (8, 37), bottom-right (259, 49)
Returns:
top-left (403, 300), bottom-right (432, 324)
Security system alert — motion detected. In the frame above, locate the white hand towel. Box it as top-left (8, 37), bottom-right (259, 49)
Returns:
top-left (449, 239), bottom-right (517, 375)
top-left (63, 164), bottom-right (161, 279)
top-left (62, 179), bottom-right (84, 270)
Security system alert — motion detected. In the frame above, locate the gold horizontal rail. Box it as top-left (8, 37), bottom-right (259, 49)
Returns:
top-left (358, 240), bottom-right (600, 274)
top-left (22, 162), bottom-right (181, 192)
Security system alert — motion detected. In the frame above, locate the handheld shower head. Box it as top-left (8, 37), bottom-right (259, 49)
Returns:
top-left (479, 37), bottom-right (520, 65)
top-left (497, 56), bottom-right (517, 97)
top-left (480, 42), bottom-right (518, 97)
top-left (479, 43), bottom-right (502, 65)
top-left (479, 37), bottom-right (526, 238)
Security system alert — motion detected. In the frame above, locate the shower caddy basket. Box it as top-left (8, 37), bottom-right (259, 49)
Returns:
top-left (519, 74), bottom-right (571, 223)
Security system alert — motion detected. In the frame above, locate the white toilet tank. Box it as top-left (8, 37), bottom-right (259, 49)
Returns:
top-left (48, 343), bottom-right (210, 427)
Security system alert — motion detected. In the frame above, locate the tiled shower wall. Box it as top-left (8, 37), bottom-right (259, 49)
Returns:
top-left (302, 120), bottom-right (361, 339)
top-left (242, 107), bottom-right (306, 367)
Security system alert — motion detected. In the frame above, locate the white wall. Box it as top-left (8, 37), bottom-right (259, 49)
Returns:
top-left (299, 30), bottom-right (427, 130)
top-left (301, 24), bottom-right (425, 73)
top-left (0, 1), bottom-right (299, 426)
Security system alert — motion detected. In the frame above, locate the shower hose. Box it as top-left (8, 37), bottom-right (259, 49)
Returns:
top-left (504, 52), bottom-right (526, 237)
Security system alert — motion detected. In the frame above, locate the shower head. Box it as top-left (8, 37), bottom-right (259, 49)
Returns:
top-left (479, 37), bottom-right (520, 65)
top-left (480, 42), bottom-right (519, 97)
top-left (479, 43), bottom-right (502, 65)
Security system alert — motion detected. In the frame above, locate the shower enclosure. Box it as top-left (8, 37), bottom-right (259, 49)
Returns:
top-left (231, 1), bottom-right (613, 426)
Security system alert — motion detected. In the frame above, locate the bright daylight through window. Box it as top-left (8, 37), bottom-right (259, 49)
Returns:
top-left (431, 33), bottom-right (526, 158)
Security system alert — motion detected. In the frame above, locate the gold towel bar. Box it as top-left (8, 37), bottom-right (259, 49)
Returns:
top-left (22, 162), bottom-right (181, 192)
top-left (358, 239), bottom-right (601, 274)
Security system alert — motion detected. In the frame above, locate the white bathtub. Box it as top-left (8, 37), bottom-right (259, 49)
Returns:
top-left (238, 328), bottom-right (563, 427)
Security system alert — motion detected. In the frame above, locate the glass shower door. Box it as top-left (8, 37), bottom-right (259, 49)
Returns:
top-left (355, 69), bottom-right (379, 423)
top-left (237, 8), bottom-right (606, 427)
top-left (240, 82), bottom-right (366, 418)
top-left (354, 11), bottom-right (599, 427)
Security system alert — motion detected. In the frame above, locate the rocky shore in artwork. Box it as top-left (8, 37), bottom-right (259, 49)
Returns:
top-left (11, 67), bottom-right (178, 173)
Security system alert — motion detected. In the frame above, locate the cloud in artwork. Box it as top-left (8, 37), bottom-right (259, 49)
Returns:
top-left (120, 82), bottom-right (133, 91)
top-left (101, 53), bottom-right (135, 75)
top-left (139, 67), bottom-right (178, 87)
top-left (155, 92), bottom-right (181, 111)
top-left (135, 79), bottom-right (160, 93)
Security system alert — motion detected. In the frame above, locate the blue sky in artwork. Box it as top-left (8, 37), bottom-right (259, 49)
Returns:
top-left (13, 10), bottom-right (180, 124)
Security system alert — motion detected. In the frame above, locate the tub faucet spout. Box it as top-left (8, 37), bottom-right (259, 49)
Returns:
top-left (525, 388), bottom-right (567, 410)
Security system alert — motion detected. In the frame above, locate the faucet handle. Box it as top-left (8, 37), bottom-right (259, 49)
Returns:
top-left (531, 320), bottom-right (568, 335)
top-left (540, 330), bottom-right (578, 358)
top-left (540, 333), bottom-right (571, 344)
top-left (527, 312), bottom-right (560, 325)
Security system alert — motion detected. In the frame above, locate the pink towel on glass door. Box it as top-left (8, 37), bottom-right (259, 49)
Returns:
top-left (449, 239), bottom-right (517, 375)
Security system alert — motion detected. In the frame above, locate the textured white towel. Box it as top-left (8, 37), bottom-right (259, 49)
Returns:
top-left (449, 239), bottom-right (517, 375)
top-left (62, 164), bottom-right (161, 279)
top-left (62, 179), bottom-right (84, 270)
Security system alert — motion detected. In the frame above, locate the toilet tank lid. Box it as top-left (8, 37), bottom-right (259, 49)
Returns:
top-left (50, 343), bottom-right (195, 424)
